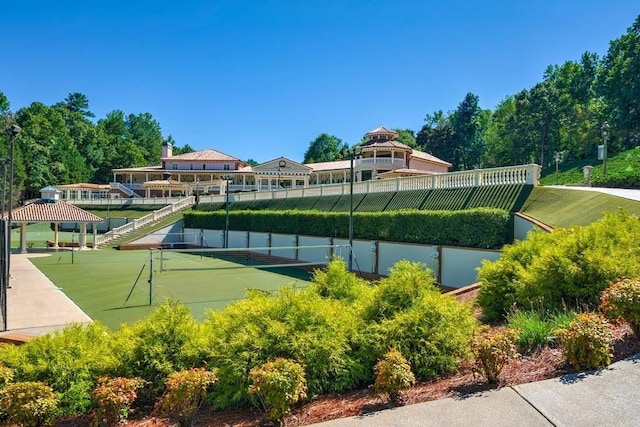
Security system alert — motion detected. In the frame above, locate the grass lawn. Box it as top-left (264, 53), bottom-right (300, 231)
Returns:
top-left (520, 187), bottom-right (640, 228)
top-left (10, 222), bottom-right (82, 249)
top-left (30, 248), bottom-right (312, 330)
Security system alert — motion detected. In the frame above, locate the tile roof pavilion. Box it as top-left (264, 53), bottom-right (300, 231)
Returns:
top-left (4, 186), bottom-right (102, 253)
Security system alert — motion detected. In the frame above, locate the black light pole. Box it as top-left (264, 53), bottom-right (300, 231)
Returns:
top-left (222, 175), bottom-right (232, 248)
top-left (344, 147), bottom-right (360, 271)
top-left (5, 125), bottom-right (20, 282)
top-left (601, 122), bottom-right (610, 178)
top-left (2, 124), bottom-right (21, 331)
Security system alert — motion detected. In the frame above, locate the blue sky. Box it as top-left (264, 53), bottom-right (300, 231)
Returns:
top-left (2, 1), bottom-right (637, 163)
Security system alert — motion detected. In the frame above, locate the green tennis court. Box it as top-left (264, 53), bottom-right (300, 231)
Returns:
top-left (30, 248), bottom-right (313, 330)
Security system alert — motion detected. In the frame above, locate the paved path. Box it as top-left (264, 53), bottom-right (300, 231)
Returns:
top-left (0, 253), bottom-right (91, 337)
top-left (311, 354), bottom-right (640, 427)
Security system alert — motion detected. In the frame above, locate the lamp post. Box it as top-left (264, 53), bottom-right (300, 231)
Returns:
top-left (601, 122), bottom-right (610, 178)
top-left (344, 146), bottom-right (361, 271)
top-left (222, 175), bottom-right (233, 248)
top-left (2, 124), bottom-right (21, 331)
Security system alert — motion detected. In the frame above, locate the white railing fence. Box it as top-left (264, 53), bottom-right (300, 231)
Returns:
top-left (94, 196), bottom-right (194, 247)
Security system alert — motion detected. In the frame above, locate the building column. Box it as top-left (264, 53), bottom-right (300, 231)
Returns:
top-left (92, 226), bottom-right (97, 250)
top-left (53, 223), bottom-right (59, 249)
top-left (20, 222), bottom-right (27, 254)
top-left (79, 223), bottom-right (87, 250)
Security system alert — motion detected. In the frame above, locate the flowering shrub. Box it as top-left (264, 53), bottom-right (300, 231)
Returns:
top-left (373, 349), bottom-right (415, 405)
top-left (249, 358), bottom-right (307, 426)
top-left (92, 376), bottom-right (143, 426)
top-left (471, 326), bottom-right (520, 383)
top-left (0, 364), bottom-right (13, 388)
top-left (156, 368), bottom-right (217, 426)
top-left (556, 312), bottom-right (613, 370)
top-left (0, 381), bottom-right (60, 426)
top-left (600, 277), bottom-right (640, 337)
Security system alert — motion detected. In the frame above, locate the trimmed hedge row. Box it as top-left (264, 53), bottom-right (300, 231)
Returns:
top-left (183, 208), bottom-right (511, 249)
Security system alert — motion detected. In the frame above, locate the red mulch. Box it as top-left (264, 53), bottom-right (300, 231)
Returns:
top-left (54, 325), bottom-right (640, 427)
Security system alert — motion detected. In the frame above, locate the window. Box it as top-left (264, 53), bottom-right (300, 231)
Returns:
top-left (224, 164), bottom-right (230, 170)
top-left (171, 163), bottom-right (178, 170)
top-left (202, 164), bottom-right (206, 170)
top-left (190, 164), bottom-right (194, 170)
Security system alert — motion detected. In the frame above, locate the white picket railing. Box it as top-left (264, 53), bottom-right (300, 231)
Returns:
top-left (90, 164), bottom-right (539, 247)
top-left (94, 196), bottom-right (194, 247)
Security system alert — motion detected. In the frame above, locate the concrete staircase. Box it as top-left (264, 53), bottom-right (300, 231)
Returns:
top-left (94, 197), bottom-right (194, 248)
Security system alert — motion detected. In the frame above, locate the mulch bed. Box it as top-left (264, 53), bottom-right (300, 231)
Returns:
top-left (77, 324), bottom-right (640, 427)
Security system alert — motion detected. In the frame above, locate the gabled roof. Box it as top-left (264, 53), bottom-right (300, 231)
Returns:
top-left (410, 150), bottom-right (453, 166)
top-left (365, 126), bottom-right (399, 137)
top-left (7, 200), bottom-right (103, 223)
top-left (361, 140), bottom-right (412, 150)
top-left (162, 149), bottom-right (244, 163)
top-left (305, 159), bottom-right (351, 172)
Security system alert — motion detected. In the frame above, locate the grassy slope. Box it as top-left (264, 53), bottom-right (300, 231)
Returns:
top-left (520, 187), bottom-right (640, 228)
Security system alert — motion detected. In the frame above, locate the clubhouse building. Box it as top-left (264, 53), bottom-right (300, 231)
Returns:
top-left (57, 127), bottom-right (452, 200)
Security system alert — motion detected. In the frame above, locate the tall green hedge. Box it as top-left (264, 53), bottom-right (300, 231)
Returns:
top-left (183, 208), bottom-right (510, 249)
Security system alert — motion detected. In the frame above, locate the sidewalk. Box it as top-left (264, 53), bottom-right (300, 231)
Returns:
top-left (310, 354), bottom-right (640, 427)
top-left (0, 253), bottom-right (91, 338)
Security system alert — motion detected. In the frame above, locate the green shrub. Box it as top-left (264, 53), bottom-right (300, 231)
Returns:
top-left (203, 286), bottom-right (366, 409)
top-left (364, 292), bottom-right (477, 380)
top-left (311, 257), bottom-right (371, 303)
top-left (600, 277), bottom-right (640, 337)
top-left (471, 326), bottom-right (520, 383)
top-left (92, 376), bottom-right (143, 426)
top-left (365, 260), bottom-right (439, 322)
top-left (478, 211), bottom-right (640, 321)
top-left (507, 309), bottom-right (577, 353)
top-left (0, 322), bottom-right (118, 415)
top-left (248, 358), bottom-right (307, 426)
top-left (156, 368), bottom-right (217, 427)
top-left (115, 299), bottom-right (208, 405)
top-left (0, 364), bottom-right (13, 388)
top-left (0, 381), bottom-right (60, 426)
top-left (556, 312), bottom-right (613, 370)
top-left (373, 349), bottom-right (415, 405)
top-left (184, 208), bottom-right (510, 248)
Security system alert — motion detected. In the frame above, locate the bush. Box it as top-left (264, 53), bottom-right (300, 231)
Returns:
top-left (204, 286), bottom-right (366, 409)
top-left (373, 349), bottom-right (415, 405)
top-left (556, 312), bottom-right (613, 370)
top-left (0, 364), bottom-right (13, 388)
top-left (311, 257), bottom-right (371, 303)
top-left (0, 322), bottom-right (119, 415)
top-left (471, 326), bottom-right (520, 383)
top-left (115, 299), bottom-right (208, 405)
top-left (156, 368), bottom-right (217, 427)
top-left (364, 292), bottom-right (477, 380)
top-left (248, 358), bottom-right (307, 426)
top-left (507, 309), bottom-right (577, 353)
top-left (478, 211), bottom-right (640, 321)
top-left (92, 376), bottom-right (143, 426)
top-left (0, 381), bottom-right (60, 426)
top-left (600, 277), bottom-right (640, 337)
top-left (365, 260), bottom-right (439, 322)
top-left (184, 208), bottom-right (511, 248)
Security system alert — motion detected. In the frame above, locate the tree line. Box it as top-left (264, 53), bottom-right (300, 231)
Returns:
top-left (304, 16), bottom-right (640, 173)
top-left (2, 16), bottom-right (639, 200)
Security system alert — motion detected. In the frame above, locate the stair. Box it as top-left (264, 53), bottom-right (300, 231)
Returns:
top-left (95, 197), bottom-right (194, 248)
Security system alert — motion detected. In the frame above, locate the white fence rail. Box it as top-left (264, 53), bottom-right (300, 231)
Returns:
top-left (94, 196), bottom-right (194, 247)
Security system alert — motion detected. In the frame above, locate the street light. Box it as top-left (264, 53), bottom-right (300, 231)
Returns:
top-left (221, 175), bottom-right (233, 248)
top-left (2, 124), bottom-right (20, 331)
top-left (343, 146), bottom-right (361, 271)
top-left (601, 122), bottom-right (610, 177)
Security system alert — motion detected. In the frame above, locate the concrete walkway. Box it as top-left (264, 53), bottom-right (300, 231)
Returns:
top-left (311, 354), bottom-right (640, 427)
top-left (0, 253), bottom-right (91, 337)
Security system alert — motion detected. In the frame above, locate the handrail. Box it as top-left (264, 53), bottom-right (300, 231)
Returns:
top-left (95, 196), bottom-right (194, 247)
